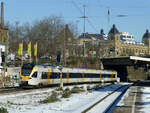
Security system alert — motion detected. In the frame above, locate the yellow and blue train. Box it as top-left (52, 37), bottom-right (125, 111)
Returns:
top-left (20, 63), bottom-right (120, 87)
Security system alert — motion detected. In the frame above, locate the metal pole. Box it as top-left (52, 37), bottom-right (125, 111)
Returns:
top-left (58, 66), bottom-right (63, 88)
top-left (83, 41), bottom-right (86, 57)
top-left (83, 5), bottom-right (85, 57)
top-left (63, 25), bottom-right (66, 66)
top-left (83, 5), bottom-right (86, 34)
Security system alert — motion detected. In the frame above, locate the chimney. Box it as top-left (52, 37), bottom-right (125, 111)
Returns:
top-left (1, 2), bottom-right (4, 27)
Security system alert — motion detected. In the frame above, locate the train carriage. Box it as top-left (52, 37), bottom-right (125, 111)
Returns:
top-left (20, 63), bottom-right (120, 87)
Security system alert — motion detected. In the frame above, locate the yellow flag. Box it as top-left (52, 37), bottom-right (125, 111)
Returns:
top-left (34, 42), bottom-right (37, 57)
top-left (28, 42), bottom-right (31, 57)
top-left (19, 42), bottom-right (23, 56)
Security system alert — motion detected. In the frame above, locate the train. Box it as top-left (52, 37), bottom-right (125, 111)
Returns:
top-left (19, 63), bottom-right (120, 87)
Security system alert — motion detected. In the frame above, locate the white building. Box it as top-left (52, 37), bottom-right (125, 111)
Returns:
top-left (120, 32), bottom-right (134, 43)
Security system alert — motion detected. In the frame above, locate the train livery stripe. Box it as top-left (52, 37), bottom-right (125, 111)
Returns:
top-left (47, 70), bottom-right (50, 84)
top-left (66, 71), bottom-right (69, 83)
top-left (21, 75), bottom-right (30, 80)
top-left (111, 72), bottom-right (114, 81)
top-left (100, 72), bottom-right (102, 80)
top-left (60, 72), bottom-right (62, 81)
top-left (0, 72), bottom-right (2, 81)
top-left (82, 72), bottom-right (84, 82)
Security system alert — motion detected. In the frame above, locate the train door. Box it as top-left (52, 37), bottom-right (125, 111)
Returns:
top-left (41, 72), bottom-right (48, 85)
top-left (47, 70), bottom-right (51, 84)
top-left (28, 71), bottom-right (39, 86)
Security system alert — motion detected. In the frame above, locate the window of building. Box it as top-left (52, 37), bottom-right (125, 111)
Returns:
top-left (126, 49), bottom-right (128, 54)
top-left (123, 48), bottom-right (125, 53)
top-left (136, 49), bottom-right (138, 53)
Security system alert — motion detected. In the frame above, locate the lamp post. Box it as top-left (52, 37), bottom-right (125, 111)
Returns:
top-left (57, 65), bottom-right (63, 88)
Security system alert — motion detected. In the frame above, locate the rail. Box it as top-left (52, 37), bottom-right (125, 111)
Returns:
top-left (82, 84), bottom-right (131, 113)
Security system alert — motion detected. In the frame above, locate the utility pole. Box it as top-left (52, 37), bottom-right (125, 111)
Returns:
top-left (63, 25), bottom-right (67, 66)
top-left (80, 5), bottom-right (88, 34)
top-left (80, 5), bottom-right (88, 57)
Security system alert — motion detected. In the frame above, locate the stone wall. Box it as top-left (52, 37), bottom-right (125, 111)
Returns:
top-left (127, 66), bottom-right (147, 81)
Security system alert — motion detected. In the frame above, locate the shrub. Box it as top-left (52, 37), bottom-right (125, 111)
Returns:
top-left (40, 91), bottom-right (59, 104)
top-left (56, 87), bottom-right (63, 91)
top-left (87, 86), bottom-right (90, 90)
top-left (61, 88), bottom-right (71, 98)
top-left (0, 107), bottom-right (8, 113)
top-left (71, 86), bottom-right (85, 93)
top-left (80, 86), bottom-right (84, 89)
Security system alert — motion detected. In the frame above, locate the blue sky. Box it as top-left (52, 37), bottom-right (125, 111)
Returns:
top-left (3, 0), bottom-right (150, 41)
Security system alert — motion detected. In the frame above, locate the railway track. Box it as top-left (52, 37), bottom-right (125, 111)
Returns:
top-left (82, 84), bottom-right (131, 113)
top-left (0, 86), bottom-right (28, 93)
top-left (0, 83), bottom-right (112, 94)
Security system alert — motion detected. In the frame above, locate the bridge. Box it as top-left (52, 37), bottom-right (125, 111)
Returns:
top-left (101, 56), bottom-right (150, 81)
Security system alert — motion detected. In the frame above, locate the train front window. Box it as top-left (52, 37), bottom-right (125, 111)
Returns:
top-left (21, 69), bottom-right (32, 76)
top-left (32, 72), bottom-right (37, 78)
top-left (21, 63), bottom-right (35, 76)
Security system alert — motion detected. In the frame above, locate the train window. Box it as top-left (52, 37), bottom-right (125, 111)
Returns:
top-left (70, 73), bottom-right (82, 78)
top-left (102, 74), bottom-right (111, 78)
top-left (32, 72), bottom-right (37, 78)
top-left (85, 73), bottom-right (93, 78)
top-left (42, 72), bottom-right (48, 79)
top-left (51, 72), bottom-right (57, 79)
top-left (62, 73), bottom-right (67, 78)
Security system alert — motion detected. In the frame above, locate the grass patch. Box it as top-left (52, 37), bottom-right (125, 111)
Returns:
top-left (71, 86), bottom-right (85, 93)
top-left (40, 91), bottom-right (59, 104)
top-left (0, 107), bottom-right (8, 113)
top-left (61, 88), bottom-right (71, 98)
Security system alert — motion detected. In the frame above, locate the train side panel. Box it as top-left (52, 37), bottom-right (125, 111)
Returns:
top-left (26, 66), bottom-right (119, 86)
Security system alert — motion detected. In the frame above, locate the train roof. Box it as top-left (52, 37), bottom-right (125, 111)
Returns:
top-left (22, 63), bottom-right (116, 72)
top-left (32, 64), bottom-right (116, 72)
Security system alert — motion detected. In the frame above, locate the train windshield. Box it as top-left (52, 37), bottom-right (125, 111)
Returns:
top-left (21, 63), bottom-right (35, 76)
top-left (32, 72), bottom-right (37, 78)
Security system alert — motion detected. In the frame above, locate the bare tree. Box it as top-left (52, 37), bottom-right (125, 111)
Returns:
top-left (8, 15), bottom-right (78, 60)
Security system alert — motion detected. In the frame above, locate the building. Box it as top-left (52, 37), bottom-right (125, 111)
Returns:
top-left (0, 2), bottom-right (8, 72)
top-left (77, 24), bottom-right (150, 57)
top-left (78, 29), bottom-right (108, 44)
top-left (120, 32), bottom-right (134, 43)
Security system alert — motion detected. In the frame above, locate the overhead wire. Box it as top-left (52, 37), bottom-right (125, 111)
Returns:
top-left (71, 0), bottom-right (98, 33)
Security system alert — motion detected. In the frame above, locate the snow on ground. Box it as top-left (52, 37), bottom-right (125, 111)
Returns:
top-left (116, 87), bottom-right (131, 106)
top-left (0, 84), bottom-right (125, 113)
top-left (139, 87), bottom-right (150, 113)
top-left (88, 85), bottom-right (129, 113)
